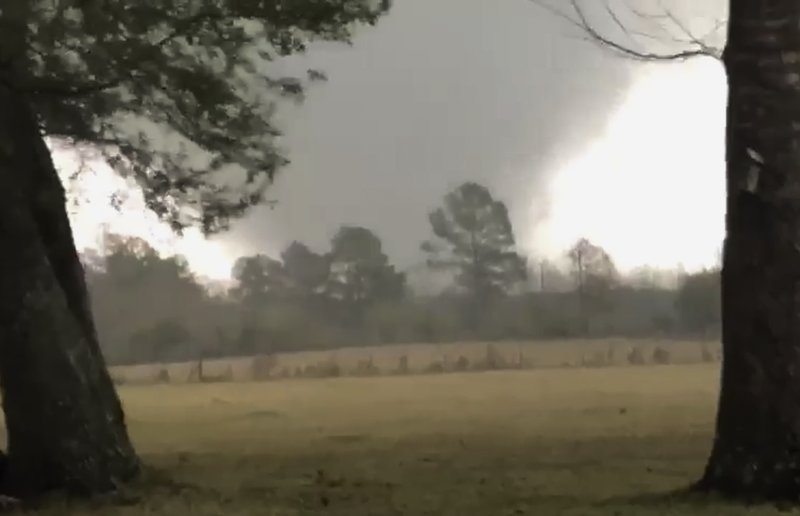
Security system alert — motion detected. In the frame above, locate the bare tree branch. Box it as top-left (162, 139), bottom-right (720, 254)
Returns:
top-left (656, 0), bottom-right (722, 57)
top-left (530, 0), bottom-right (723, 62)
top-left (25, 77), bottom-right (122, 98)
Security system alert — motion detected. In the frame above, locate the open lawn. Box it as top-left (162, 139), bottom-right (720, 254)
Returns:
top-left (25, 363), bottom-right (800, 515)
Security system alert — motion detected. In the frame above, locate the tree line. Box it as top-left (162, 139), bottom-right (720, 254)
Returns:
top-left (84, 181), bottom-right (722, 366)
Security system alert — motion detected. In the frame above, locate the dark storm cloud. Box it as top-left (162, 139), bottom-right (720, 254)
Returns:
top-left (219, 0), bottom-right (721, 266)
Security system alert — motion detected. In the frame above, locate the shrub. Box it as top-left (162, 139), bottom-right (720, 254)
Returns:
top-left (513, 348), bottom-right (536, 369)
top-left (395, 355), bottom-right (410, 375)
top-left (453, 355), bottom-right (470, 372)
top-left (155, 368), bottom-right (170, 383)
top-left (252, 354), bottom-right (279, 381)
top-left (186, 362), bottom-right (201, 383)
top-left (312, 359), bottom-right (342, 378)
top-left (129, 318), bottom-right (193, 363)
top-left (425, 361), bottom-right (445, 374)
top-left (627, 347), bottom-right (646, 365)
top-left (354, 356), bottom-right (380, 376)
top-left (652, 346), bottom-right (671, 365)
top-left (478, 343), bottom-right (507, 371)
top-left (301, 364), bottom-right (317, 378)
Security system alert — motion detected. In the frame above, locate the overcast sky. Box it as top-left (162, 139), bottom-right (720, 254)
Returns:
top-left (63, 0), bottom-right (729, 280)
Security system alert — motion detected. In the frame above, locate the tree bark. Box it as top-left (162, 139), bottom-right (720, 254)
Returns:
top-left (697, 0), bottom-right (800, 500)
top-left (0, 83), bottom-right (139, 497)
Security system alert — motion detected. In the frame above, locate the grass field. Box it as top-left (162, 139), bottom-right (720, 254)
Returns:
top-left (27, 361), bottom-right (800, 515)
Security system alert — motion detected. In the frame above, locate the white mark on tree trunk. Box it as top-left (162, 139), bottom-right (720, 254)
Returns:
top-left (745, 148), bottom-right (763, 193)
top-left (746, 148), bottom-right (764, 164)
top-left (746, 166), bottom-right (760, 193)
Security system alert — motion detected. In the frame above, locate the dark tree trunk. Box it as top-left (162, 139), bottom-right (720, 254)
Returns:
top-left (696, 0), bottom-right (800, 500)
top-left (0, 83), bottom-right (139, 497)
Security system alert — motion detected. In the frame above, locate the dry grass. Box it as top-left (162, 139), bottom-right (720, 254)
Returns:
top-left (25, 361), bottom-right (800, 515)
top-left (109, 338), bottom-right (721, 384)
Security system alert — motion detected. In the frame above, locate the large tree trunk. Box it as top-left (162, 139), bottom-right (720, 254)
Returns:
top-left (0, 83), bottom-right (139, 497)
top-left (696, 0), bottom-right (800, 500)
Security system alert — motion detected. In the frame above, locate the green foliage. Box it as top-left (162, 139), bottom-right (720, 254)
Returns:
top-left (326, 226), bottom-right (406, 324)
top-left (411, 300), bottom-right (466, 342)
top-left (422, 182), bottom-right (527, 301)
top-left (567, 238), bottom-right (618, 333)
top-left (99, 235), bottom-right (200, 292)
top-left (86, 234), bottom-right (218, 363)
top-left (567, 238), bottom-right (618, 297)
top-left (257, 300), bottom-right (349, 349)
top-left (128, 318), bottom-right (192, 361)
top-left (231, 241), bottom-right (330, 309)
top-left (280, 241), bottom-right (330, 300)
top-left (363, 301), bottom-right (419, 343)
top-left (86, 229), bottom-right (719, 366)
top-left (7, 0), bottom-right (391, 232)
top-left (231, 321), bottom-right (271, 355)
top-left (230, 254), bottom-right (285, 304)
top-left (674, 268), bottom-right (721, 336)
